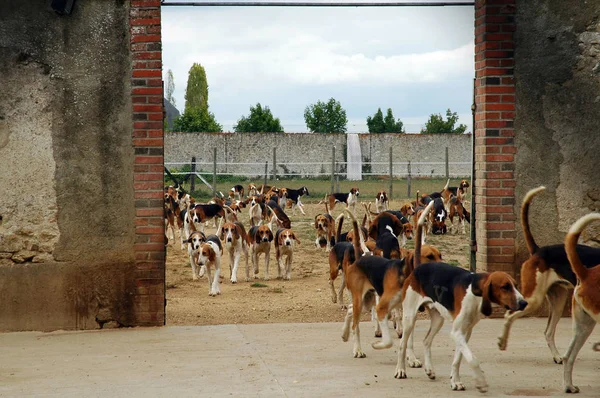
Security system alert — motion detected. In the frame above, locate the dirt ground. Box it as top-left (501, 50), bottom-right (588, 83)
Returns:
top-left (166, 200), bottom-right (471, 326)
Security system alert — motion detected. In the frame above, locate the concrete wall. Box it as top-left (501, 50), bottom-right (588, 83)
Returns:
top-left (0, 1), bottom-right (136, 331)
top-left (514, 0), bottom-right (600, 265)
top-left (165, 132), bottom-right (472, 178)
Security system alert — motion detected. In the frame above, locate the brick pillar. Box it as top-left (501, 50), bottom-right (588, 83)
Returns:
top-left (474, 0), bottom-right (517, 275)
top-left (130, 0), bottom-right (165, 326)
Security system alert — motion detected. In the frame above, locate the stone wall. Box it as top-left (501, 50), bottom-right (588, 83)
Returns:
top-left (514, 0), bottom-right (600, 266)
top-left (0, 1), bottom-right (138, 331)
top-left (164, 132), bottom-right (472, 178)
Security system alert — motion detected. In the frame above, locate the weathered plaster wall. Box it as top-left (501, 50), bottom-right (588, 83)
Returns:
top-left (0, 1), bottom-right (136, 331)
top-left (165, 132), bottom-right (472, 178)
top-left (514, 0), bottom-right (600, 265)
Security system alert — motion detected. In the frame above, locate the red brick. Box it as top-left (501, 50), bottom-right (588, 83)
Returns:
top-left (133, 69), bottom-right (162, 78)
top-left (486, 103), bottom-right (515, 111)
top-left (132, 87), bottom-right (162, 95)
top-left (501, 146), bottom-right (517, 154)
top-left (135, 191), bottom-right (163, 199)
top-left (484, 205), bottom-right (514, 213)
top-left (483, 86), bottom-right (515, 94)
top-left (486, 188), bottom-right (515, 197)
top-left (132, 34), bottom-right (162, 43)
top-left (133, 138), bottom-right (163, 147)
top-left (485, 120), bottom-right (512, 129)
top-left (137, 208), bottom-right (165, 217)
top-left (134, 121), bottom-right (163, 129)
top-left (136, 226), bottom-right (163, 235)
top-left (135, 218), bottom-right (149, 226)
top-left (485, 34), bottom-right (513, 43)
top-left (148, 130), bottom-right (164, 138)
top-left (501, 111), bottom-right (515, 119)
top-left (149, 165), bottom-right (164, 172)
top-left (135, 155), bottom-right (164, 164)
top-left (485, 171), bottom-right (514, 179)
top-left (134, 105), bottom-right (163, 113)
top-left (133, 51), bottom-right (161, 60)
top-left (487, 255), bottom-right (515, 264)
top-left (488, 238), bottom-right (514, 246)
top-left (130, 18), bottom-right (161, 27)
top-left (131, 0), bottom-right (162, 6)
top-left (135, 243), bottom-right (164, 252)
top-left (148, 113), bottom-right (164, 121)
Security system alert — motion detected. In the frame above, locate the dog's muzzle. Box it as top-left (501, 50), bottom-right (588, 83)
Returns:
top-left (517, 299), bottom-right (528, 311)
top-left (285, 241), bottom-right (291, 246)
top-left (227, 237), bottom-right (232, 243)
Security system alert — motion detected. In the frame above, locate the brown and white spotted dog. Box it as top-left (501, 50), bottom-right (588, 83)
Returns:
top-left (375, 190), bottom-right (389, 213)
top-left (275, 228), bottom-right (301, 280)
top-left (196, 235), bottom-right (223, 296)
top-left (219, 222), bottom-right (250, 283)
top-left (314, 209), bottom-right (336, 251)
top-left (248, 225), bottom-right (274, 280)
top-left (265, 200), bottom-right (291, 229)
top-left (186, 230), bottom-right (207, 281)
top-left (230, 184), bottom-right (244, 201)
top-left (563, 213), bottom-right (600, 393)
top-left (192, 203), bottom-right (225, 233)
top-left (325, 188), bottom-right (360, 216)
top-left (284, 186), bottom-right (309, 215)
top-left (440, 179), bottom-right (471, 209)
top-left (447, 195), bottom-right (471, 235)
top-left (392, 204), bottom-right (527, 392)
top-left (247, 183), bottom-right (258, 198)
top-left (498, 187), bottom-right (600, 364)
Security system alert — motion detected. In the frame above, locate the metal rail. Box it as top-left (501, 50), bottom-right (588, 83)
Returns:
top-left (161, 1), bottom-right (474, 7)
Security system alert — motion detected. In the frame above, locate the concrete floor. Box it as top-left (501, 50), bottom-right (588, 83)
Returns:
top-left (1, 319), bottom-right (599, 397)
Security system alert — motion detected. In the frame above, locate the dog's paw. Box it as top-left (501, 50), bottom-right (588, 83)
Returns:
top-left (424, 367), bottom-right (436, 380)
top-left (372, 340), bottom-right (392, 350)
top-left (192, 275), bottom-right (199, 281)
top-left (353, 350), bottom-right (366, 358)
top-left (374, 330), bottom-right (382, 338)
top-left (565, 384), bottom-right (580, 394)
top-left (553, 355), bottom-right (563, 364)
top-left (340, 304), bottom-right (348, 310)
top-left (230, 279), bottom-right (237, 284)
top-left (407, 357), bottom-right (422, 368)
top-left (497, 336), bottom-right (507, 351)
top-left (451, 381), bottom-right (465, 391)
top-left (475, 378), bottom-right (488, 393)
top-left (394, 369), bottom-right (407, 379)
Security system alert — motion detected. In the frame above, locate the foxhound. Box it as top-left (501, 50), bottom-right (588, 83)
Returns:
top-left (219, 221), bottom-right (250, 283)
top-left (248, 224), bottom-right (274, 280)
top-left (230, 184), bottom-right (244, 201)
top-left (314, 205), bottom-right (336, 251)
top-left (275, 228), bottom-right (301, 280)
top-left (448, 195), bottom-right (470, 235)
top-left (325, 188), bottom-right (360, 216)
top-left (284, 186), bottom-right (309, 215)
top-left (498, 187), bottom-right (600, 364)
top-left (375, 190), bottom-right (389, 213)
top-left (430, 197), bottom-right (447, 235)
top-left (563, 213), bottom-right (600, 393)
top-left (196, 235), bottom-right (223, 296)
top-left (186, 230), bottom-right (207, 281)
top-left (392, 205), bottom-right (527, 392)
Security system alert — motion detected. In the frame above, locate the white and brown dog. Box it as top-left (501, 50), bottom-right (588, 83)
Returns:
top-left (219, 221), bottom-right (250, 283)
top-left (275, 228), bottom-right (301, 280)
top-left (325, 188), bottom-right (360, 216)
top-left (196, 235), bottom-right (223, 296)
top-left (248, 224), bottom-right (274, 280)
top-left (498, 187), bottom-right (600, 364)
top-left (314, 209), bottom-right (336, 251)
top-left (393, 206), bottom-right (527, 392)
top-left (186, 230), bottom-right (207, 281)
top-left (563, 213), bottom-right (600, 393)
top-left (375, 190), bottom-right (389, 213)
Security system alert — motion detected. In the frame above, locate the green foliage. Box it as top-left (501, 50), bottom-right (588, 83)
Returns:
top-left (166, 69), bottom-right (176, 107)
top-left (173, 107), bottom-right (222, 133)
top-left (184, 63), bottom-right (209, 113)
top-left (367, 108), bottom-right (405, 133)
top-left (234, 103), bottom-right (284, 133)
top-left (421, 109), bottom-right (467, 134)
top-left (304, 98), bottom-right (348, 134)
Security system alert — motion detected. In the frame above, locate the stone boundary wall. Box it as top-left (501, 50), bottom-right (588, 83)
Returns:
top-left (165, 132), bottom-right (472, 178)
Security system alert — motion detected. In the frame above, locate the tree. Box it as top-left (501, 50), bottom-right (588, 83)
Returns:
top-left (234, 103), bottom-right (284, 133)
top-left (166, 69), bottom-right (176, 107)
top-left (421, 109), bottom-right (467, 134)
top-left (367, 108), bottom-right (405, 133)
top-left (383, 108), bottom-right (404, 133)
top-left (304, 98), bottom-right (348, 134)
top-left (184, 63), bottom-right (209, 113)
top-left (173, 107), bottom-right (222, 133)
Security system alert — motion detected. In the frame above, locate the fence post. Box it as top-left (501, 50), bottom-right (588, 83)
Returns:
top-left (388, 147), bottom-right (393, 200)
top-left (445, 146), bottom-right (449, 179)
top-left (272, 147), bottom-right (277, 181)
top-left (190, 156), bottom-right (196, 192)
top-left (407, 160), bottom-right (412, 198)
top-left (336, 162), bottom-right (340, 192)
top-left (212, 148), bottom-right (217, 197)
top-left (330, 146), bottom-right (335, 194)
top-left (264, 161), bottom-right (268, 188)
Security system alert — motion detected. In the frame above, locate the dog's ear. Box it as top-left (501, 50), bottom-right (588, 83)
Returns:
top-left (267, 229), bottom-right (274, 242)
top-left (473, 275), bottom-right (492, 317)
top-left (292, 232), bottom-right (301, 244)
top-left (219, 227), bottom-right (225, 240)
top-left (187, 236), bottom-right (193, 243)
top-left (314, 216), bottom-right (319, 229)
top-left (393, 216), bottom-right (404, 236)
top-left (234, 225), bottom-right (241, 239)
top-left (368, 223), bottom-right (378, 240)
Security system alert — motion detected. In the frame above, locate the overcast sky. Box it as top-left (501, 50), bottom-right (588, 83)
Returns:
top-left (162, 1), bottom-right (475, 133)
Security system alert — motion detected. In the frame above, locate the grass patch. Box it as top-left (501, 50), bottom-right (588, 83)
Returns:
top-left (250, 282), bottom-right (268, 288)
top-left (270, 287), bottom-right (284, 294)
top-left (446, 260), bottom-right (461, 266)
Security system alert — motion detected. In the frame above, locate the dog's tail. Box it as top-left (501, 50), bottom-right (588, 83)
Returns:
top-left (416, 190), bottom-right (421, 207)
top-left (442, 178), bottom-right (450, 192)
top-left (566, 213), bottom-right (600, 281)
top-left (265, 205), bottom-right (279, 231)
top-left (345, 209), bottom-right (369, 260)
top-left (521, 186), bottom-right (546, 255)
top-left (335, 213), bottom-right (344, 243)
top-left (325, 200), bottom-right (331, 216)
top-left (414, 202), bottom-right (434, 269)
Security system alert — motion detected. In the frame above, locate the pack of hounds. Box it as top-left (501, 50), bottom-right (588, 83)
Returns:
top-left (165, 180), bottom-right (600, 394)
